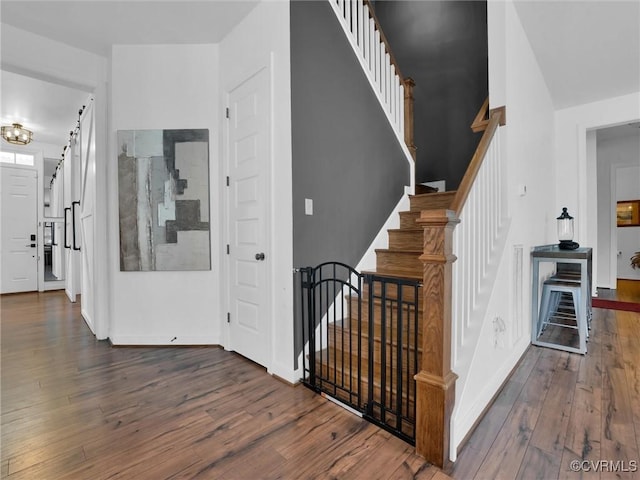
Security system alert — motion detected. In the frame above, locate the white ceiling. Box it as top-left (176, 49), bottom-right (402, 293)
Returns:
top-left (0, 0), bottom-right (259, 154)
top-left (0, 1), bottom-right (260, 57)
top-left (513, 0), bottom-right (640, 110)
top-left (1, 70), bottom-right (92, 149)
top-left (1, 0), bottom-right (639, 157)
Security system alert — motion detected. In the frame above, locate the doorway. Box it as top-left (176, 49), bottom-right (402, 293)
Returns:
top-left (595, 123), bottom-right (640, 304)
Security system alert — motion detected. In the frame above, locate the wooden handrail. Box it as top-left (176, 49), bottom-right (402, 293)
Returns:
top-left (470, 98), bottom-right (507, 134)
top-left (470, 97), bottom-right (489, 133)
top-left (363, 0), bottom-right (405, 82)
top-left (450, 106), bottom-right (506, 215)
top-left (403, 77), bottom-right (417, 159)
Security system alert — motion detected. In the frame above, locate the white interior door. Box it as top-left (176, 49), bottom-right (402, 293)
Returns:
top-left (0, 166), bottom-right (38, 293)
top-left (227, 67), bottom-right (271, 367)
top-left (79, 101), bottom-right (96, 330)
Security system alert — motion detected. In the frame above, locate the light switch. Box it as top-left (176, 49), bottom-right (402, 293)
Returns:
top-left (305, 198), bottom-right (313, 216)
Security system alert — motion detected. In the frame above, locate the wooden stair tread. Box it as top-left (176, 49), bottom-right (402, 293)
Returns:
top-left (362, 270), bottom-right (422, 281)
top-left (375, 249), bottom-right (422, 254)
top-left (361, 270), bottom-right (422, 281)
top-left (387, 228), bottom-right (423, 233)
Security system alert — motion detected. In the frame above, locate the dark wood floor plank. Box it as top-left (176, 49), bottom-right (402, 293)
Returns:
top-left (452, 306), bottom-right (640, 480)
top-left (528, 352), bottom-right (579, 456)
top-left (516, 444), bottom-right (562, 480)
top-left (5, 289), bottom-right (639, 479)
top-left (1, 291), bottom-right (454, 480)
top-left (472, 348), bottom-right (559, 479)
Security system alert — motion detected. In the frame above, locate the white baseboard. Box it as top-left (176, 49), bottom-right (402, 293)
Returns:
top-left (110, 335), bottom-right (220, 346)
top-left (450, 337), bottom-right (530, 461)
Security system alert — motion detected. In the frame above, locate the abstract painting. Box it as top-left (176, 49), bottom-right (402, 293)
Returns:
top-left (117, 129), bottom-right (210, 271)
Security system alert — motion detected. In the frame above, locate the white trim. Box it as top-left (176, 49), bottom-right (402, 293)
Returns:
top-left (450, 336), bottom-right (530, 462)
top-left (609, 162), bottom-right (618, 287)
top-left (110, 335), bottom-right (219, 346)
top-left (355, 186), bottom-right (411, 272)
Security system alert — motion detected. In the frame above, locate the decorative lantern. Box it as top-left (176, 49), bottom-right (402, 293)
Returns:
top-left (557, 207), bottom-right (579, 250)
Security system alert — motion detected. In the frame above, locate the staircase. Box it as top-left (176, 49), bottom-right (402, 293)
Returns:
top-left (377, 191), bottom-right (457, 278)
top-left (309, 0), bottom-right (508, 468)
top-left (311, 190), bottom-right (456, 441)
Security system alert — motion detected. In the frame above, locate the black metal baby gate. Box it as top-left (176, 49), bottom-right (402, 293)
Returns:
top-left (296, 262), bottom-right (421, 444)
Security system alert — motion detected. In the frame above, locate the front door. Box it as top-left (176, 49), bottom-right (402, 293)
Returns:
top-left (0, 166), bottom-right (38, 293)
top-left (227, 66), bottom-right (271, 367)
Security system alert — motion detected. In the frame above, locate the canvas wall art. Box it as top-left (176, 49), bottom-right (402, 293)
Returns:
top-left (117, 129), bottom-right (211, 271)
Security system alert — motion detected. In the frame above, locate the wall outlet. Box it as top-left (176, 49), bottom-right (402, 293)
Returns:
top-left (517, 184), bottom-right (527, 196)
top-left (305, 198), bottom-right (313, 215)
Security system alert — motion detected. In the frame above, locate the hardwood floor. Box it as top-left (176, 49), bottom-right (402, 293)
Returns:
top-left (451, 305), bottom-right (640, 479)
top-left (598, 279), bottom-right (640, 303)
top-left (1, 291), bottom-right (449, 480)
top-left (4, 291), bottom-right (639, 479)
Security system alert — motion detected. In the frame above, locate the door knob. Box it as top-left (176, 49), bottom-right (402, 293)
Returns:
top-left (255, 252), bottom-right (265, 261)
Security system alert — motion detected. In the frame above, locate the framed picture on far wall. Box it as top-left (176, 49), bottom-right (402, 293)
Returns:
top-left (616, 200), bottom-right (640, 227)
top-left (116, 128), bottom-right (211, 271)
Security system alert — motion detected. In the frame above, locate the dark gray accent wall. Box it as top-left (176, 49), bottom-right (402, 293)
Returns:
top-left (374, 1), bottom-right (488, 189)
top-left (290, 0), bottom-right (409, 270)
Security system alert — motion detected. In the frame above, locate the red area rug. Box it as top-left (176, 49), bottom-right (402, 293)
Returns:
top-left (592, 298), bottom-right (640, 313)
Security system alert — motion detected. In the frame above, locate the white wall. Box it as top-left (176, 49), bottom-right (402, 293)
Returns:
top-left (451, 0), bottom-right (556, 460)
top-left (597, 131), bottom-right (640, 285)
top-left (109, 44), bottom-right (221, 344)
top-left (219, 0), bottom-right (295, 382)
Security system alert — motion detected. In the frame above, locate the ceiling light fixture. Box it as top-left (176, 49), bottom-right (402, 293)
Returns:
top-left (1, 123), bottom-right (33, 145)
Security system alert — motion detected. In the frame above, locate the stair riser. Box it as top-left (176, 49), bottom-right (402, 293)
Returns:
top-left (409, 191), bottom-right (456, 211)
top-left (347, 298), bottom-right (422, 332)
top-left (315, 362), bottom-right (416, 415)
top-left (325, 343), bottom-right (421, 378)
top-left (376, 251), bottom-right (423, 276)
top-left (327, 324), bottom-right (422, 357)
top-left (342, 319), bottom-right (423, 348)
top-left (315, 361), bottom-right (416, 400)
top-left (399, 211), bottom-right (421, 229)
top-left (358, 284), bottom-right (424, 307)
top-left (388, 229), bottom-right (423, 250)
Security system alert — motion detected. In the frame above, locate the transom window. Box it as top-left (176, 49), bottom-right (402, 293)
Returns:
top-left (0, 151), bottom-right (34, 166)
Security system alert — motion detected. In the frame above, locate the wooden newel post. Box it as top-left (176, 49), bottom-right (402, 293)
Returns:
top-left (415, 209), bottom-right (459, 469)
top-left (403, 77), bottom-right (417, 160)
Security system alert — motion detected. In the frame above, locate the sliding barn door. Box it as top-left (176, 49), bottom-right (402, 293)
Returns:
top-left (64, 136), bottom-right (81, 302)
top-left (78, 101), bottom-right (97, 331)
